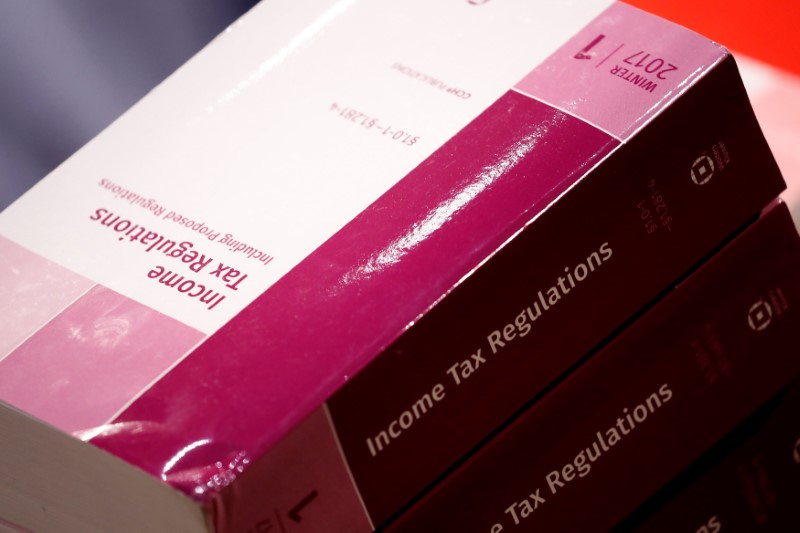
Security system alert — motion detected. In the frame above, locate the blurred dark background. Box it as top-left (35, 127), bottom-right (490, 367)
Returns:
top-left (0, 0), bottom-right (258, 211)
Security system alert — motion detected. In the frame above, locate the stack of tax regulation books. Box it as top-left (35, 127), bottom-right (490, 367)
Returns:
top-left (0, 1), bottom-right (797, 531)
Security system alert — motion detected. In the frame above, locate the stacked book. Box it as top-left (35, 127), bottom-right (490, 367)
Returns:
top-left (0, 1), bottom-right (796, 531)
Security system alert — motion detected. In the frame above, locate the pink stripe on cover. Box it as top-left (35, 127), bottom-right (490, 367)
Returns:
top-left (515, 2), bottom-right (724, 141)
top-left (0, 285), bottom-right (203, 434)
top-left (0, 236), bottom-right (94, 359)
top-left (92, 91), bottom-right (619, 484)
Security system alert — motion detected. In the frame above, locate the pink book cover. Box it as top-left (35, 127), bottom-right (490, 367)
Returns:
top-left (0, 1), bottom-right (786, 531)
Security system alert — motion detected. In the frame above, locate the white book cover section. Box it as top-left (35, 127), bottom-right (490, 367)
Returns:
top-left (0, 0), bottom-right (612, 437)
top-left (0, 0), bottom-right (611, 335)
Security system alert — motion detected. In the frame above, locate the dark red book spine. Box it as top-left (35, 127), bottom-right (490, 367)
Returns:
top-left (386, 201), bottom-right (800, 532)
top-left (326, 56), bottom-right (785, 526)
top-left (618, 383), bottom-right (800, 532)
top-left (204, 51), bottom-right (786, 530)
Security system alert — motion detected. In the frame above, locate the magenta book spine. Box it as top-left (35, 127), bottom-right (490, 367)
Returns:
top-left (620, 383), bottom-right (800, 532)
top-left (386, 201), bottom-right (800, 532)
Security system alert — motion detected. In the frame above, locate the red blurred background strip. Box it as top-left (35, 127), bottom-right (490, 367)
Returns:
top-left (627, 0), bottom-right (800, 75)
